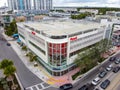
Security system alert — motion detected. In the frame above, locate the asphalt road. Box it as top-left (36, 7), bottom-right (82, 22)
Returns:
top-left (71, 53), bottom-right (120, 90)
top-left (0, 29), bottom-right (43, 88)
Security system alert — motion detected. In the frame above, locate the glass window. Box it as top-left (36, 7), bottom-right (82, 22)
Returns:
top-left (48, 42), bottom-right (67, 67)
top-left (29, 41), bottom-right (45, 55)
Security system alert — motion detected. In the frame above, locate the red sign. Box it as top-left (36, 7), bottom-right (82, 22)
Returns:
top-left (70, 36), bottom-right (77, 41)
top-left (32, 31), bottom-right (35, 35)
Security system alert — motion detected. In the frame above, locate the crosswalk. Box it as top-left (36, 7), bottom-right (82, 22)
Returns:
top-left (26, 82), bottom-right (51, 90)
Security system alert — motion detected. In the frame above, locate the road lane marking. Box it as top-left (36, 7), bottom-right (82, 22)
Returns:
top-left (26, 82), bottom-right (51, 90)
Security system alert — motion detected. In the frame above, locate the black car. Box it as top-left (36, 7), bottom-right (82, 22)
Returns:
top-left (6, 43), bottom-right (11, 46)
top-left (109, 57), bottom-right (116, 61)
top-left (78, 85), bottom-right (88, 90)
top-left (98, 71), bottom-right (107, 78)
top-left (59, 83), bottom-right (73, 90)
top-left (112, 66), bottom-right (120, 73)
top-left (100, 79), bottom-right (110, 89)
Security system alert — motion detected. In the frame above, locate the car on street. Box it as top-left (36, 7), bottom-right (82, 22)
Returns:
top-left (100, 79), bottom-right (110, 89)
top-left (59, 83), bottom-right (73, 90)
top-left (91, 77), bottom-right (101, 85)
top-left (112, 66), bottom-right (120, 73)
top-left (106, 64), bottom-right (113, 71)
top-left (78, 84), bottom-right (88, 90)
top-left (114, 58), bottom-right (120, 64)
top-left (6, 43), bottom-right (11, 46)
top-left (109, 57), bottom-right (116, 61)
top-left (98, 70), bottom-right (107, 78)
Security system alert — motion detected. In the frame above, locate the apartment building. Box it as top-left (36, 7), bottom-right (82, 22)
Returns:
top-left (7, 0), bottom-right (32, 10)
top-left (33, 0), bottom-right (52, 10)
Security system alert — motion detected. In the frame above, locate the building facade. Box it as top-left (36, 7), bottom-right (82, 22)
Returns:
top-left (106, 11), bottom-right (120, 17)
top-left (7, 0), bottom-right (32, 10)
top-left (33, 0), bottom-right (52, 10)
top-left (0, 14), bottom-right (14, 27)
top-left (79, 9), bottom-right (98, 15)
top-left (7, 0), bottom-right (17, 10)
top-left (17, 20), bottom-right (109, 76)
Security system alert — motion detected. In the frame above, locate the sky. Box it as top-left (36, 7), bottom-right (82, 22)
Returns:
top-left (0, 0), bottom-right (120, 8)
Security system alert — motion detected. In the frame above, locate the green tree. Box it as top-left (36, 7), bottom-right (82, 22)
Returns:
top-left (4, 65), bottom-right (17, 89)
top-left (0, 59), bottom-right (13, 69)
top-left (98, 39), bottom-right (109, 53)
top-left (30, 55), bottom-right (37, 62)
top-left (26, 52), bottom-right (37, 62)
top-left (22, 46), bottom-right (27, 52)
top-left (0, 59), bottom-right (17, 89)
top-left (71, 13), bottom-right (90, 19)
top-left (5, 19), bottom-right (18, 36)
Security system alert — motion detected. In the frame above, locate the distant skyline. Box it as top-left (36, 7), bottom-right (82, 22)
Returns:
top-left (0, 0), bottom-right (120, 8)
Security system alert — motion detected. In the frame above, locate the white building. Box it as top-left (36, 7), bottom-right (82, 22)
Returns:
top-left (106, 11), bottom-right (120, 17)
top-left (17, 20), bottom-right (110, 76)
top-left (53, 7), bottom-right (77, 12)
top-left (0, 6), bottom-right (9, 14)
top-left (0, 14), bottom-right (14, 27)
top-left (79, 9), bottom-right (98, 15)
top-left (33, 0), bottom-right (52, 10)
top-left (7, 0), bottom-right (17, 10)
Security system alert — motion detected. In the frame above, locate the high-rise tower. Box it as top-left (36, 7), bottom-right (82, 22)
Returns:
top-left (7, 0), bottom-right (32, 10)
top-left (33, 0), bottom-right (52, 10)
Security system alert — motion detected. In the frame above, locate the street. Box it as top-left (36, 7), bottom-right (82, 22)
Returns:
top-left (72, 59), bottom-right (112, 90)
top-left (0, 28), bottom-right (57, 90)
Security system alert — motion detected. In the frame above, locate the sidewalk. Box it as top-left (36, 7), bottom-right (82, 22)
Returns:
top-left (2, 33), bottom-right (79, 87)
top-left (102, 46), bottom-right (120, 58)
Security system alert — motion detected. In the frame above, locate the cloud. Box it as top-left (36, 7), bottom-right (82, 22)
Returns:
top-left (0, 0), bottom-right (7, 7)
top-left (106, 0), bottom-right (120, 4)
top-left (53, 0), bottom-right (120, 7)
top-left (0, 0), bottom-right (120, 8)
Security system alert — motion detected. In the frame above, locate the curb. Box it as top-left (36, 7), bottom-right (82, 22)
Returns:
top-left (15, 73), bottom-right (24, 90)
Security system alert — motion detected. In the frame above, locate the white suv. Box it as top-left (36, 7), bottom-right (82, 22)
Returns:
top-left (91, 77), bottom-right (101, 85)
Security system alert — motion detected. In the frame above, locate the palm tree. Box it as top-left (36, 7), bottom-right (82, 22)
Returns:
top-left (26, 52), bottom-right (33, 57)
top-left (30, 55), bottom-right (37, 62)
top-left (0, 59), bottom-right (17, 89)
top-left (26, 52), bottom-right (37, 62)
top-left (21, 46), bottom-right (27, 52)
top-left (0, 59), bottom-right (13, 69)
top-left (4, 65), bottom-right (17, 89)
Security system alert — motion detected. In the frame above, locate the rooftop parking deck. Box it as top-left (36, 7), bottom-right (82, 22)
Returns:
top-left (18, 20), bottom-right (102, 36)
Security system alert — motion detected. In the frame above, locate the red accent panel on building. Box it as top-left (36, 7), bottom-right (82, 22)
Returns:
top-left (48, 43), bottom-right (67, 55)
top-left (70, 36), bottom-right (77, 41)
